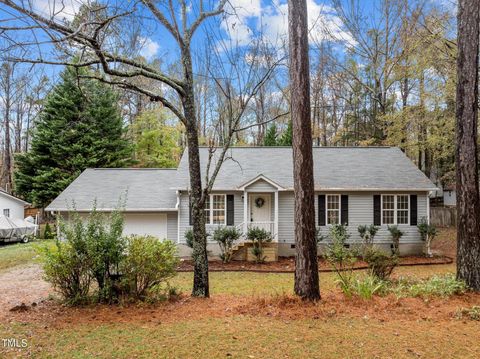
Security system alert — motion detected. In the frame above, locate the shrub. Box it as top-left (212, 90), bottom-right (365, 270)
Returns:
top-left (325, 224), bottom-right (357, 297)
top-left (84, 210), bottom-right (126, 303)
top-left (352, 276), bottom-right (387, 300)
top-left (43, 223), bottom-right (55, 240)
top-left (363, 248), bottom-right (398, 280)
top-left (121, 236), bottom-right (179, 300)
top-left (40, 209), bottom-right (126, 304)
top-left (387, 225), bottom-right (403, 255)
top-left (246, 227), bottom-right (272, 263)
top-left (212, 227), bottom-right (241, 263)
top-left (184, 229), bottom-right (194, 248)
top-left (357, 224), bottom-right (378, 248)
top-left (39, 219), bottom-right (92, 305)
top-left (417, 218), bottom-right (437, 257)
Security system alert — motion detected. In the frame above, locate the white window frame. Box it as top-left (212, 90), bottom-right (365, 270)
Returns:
top-left (381, 194), bottom-right (410, 225)
top-left (3, 208), bottom-right (10, 217)
top-left (204, 194), bottom-right (226, 225)
top-left (325, 194), bottom-right (341, 225)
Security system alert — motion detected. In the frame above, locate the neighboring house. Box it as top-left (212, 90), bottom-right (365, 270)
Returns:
top-left (442, 185), bottom-right (457, 207)
top-left (0, 190), bottom-right (29, 219)
top-left (46, 147), bottom-right (437, 258)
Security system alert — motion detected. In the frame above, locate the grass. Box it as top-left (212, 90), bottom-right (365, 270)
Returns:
top-left (2, 314), bottom-right (480, 358)
top-left (0, 241), bottom-right (44, 273)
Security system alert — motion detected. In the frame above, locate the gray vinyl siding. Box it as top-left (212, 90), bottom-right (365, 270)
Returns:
top-left (167, 212), bottom-right (178, 242)
top-left (178, 191), bottom-right (243, 243)
top-left (245, 179), bottom-right (277, 192)
top-left (278, 191), bottom-right (429, 244)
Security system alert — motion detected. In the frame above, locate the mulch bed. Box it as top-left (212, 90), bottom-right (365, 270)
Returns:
top-left (177, 255), bottom-right (453, 273)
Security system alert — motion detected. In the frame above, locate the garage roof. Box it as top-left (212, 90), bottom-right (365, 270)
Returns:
top-left (46, 169), bottom-right (178, 212)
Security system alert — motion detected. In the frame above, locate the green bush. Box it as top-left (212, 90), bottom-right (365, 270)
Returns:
top-left (43, 223), bottom-right (55, 240)
top-left (246, 227), bottom-right (272, 263)
top-left (83, 210), bottom-right (126, 303)
top-left (363, 248), bottom-right (398, 280)
top-left (352, 276), bottom-right (387, 300)
top-left (39, 227), bottom-right (92, 305)
top-left (212, 227), bottom-right (241, 263)
top-left (184, 229), bottom-right (194, 249)
top-left (387, 225), bottom-right (404, 255)
top-left (121, 236), bottom-right (179, 300)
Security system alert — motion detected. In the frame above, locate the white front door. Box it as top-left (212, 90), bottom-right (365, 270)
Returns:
top-left (249, 194), bottom-right (271, 223)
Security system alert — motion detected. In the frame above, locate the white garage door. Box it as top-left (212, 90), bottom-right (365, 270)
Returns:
top-left (123, 213), bottom-right (168, 239)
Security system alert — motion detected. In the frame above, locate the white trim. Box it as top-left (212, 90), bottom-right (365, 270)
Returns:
top-left (427, 192), bottom-right (431, 225)
top-left (325, 194), bottom-right (341, 225)
top-left (172, 187), bottom-right (437, 192)
top-left (236, 174), bottom-right (285, 190)
top-left (381, 194), bottom-right (410, 225)
top-left (243, 191), bottom-right (248, 234)
top-left (274, 191), bottom-right (279, 241)
top-left (204, 194), bottom-right (227, 225)
top-left (46, 208), bottom-right (178, 212)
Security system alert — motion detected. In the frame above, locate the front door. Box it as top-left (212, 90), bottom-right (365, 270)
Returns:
top-left (249, 193), bottom-right (271, 223)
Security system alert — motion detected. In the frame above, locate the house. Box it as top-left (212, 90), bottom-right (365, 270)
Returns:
top-left (46, 147), bottom-right (437, 258)
top-left (0, 190), bottom-right (29, 219)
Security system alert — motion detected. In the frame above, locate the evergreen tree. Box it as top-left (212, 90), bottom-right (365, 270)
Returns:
top-left (278, 121), bottom-right (293, 146)
top-left (263, 124), bottom-right (278, 146)
top-left (15, 66), bottom-right (132, 207)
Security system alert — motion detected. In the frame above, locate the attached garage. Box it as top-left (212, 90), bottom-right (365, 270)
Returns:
top-left (46, 169), bottom-right (180, 242)
top-left (123, 213), bottom-right (168, 239)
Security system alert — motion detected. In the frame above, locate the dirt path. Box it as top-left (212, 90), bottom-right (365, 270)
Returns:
top-left (0, 264), bottom-right (51, 319)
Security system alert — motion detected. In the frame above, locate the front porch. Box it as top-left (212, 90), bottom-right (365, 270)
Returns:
top-left (233, 179), bottom-right (281, 261)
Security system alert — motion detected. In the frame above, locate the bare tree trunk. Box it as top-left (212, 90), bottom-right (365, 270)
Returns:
top-left (456, 0), bottom-right (480, 291)
top-left (288, 0), bottom-right (320, 301)
top-left (181, 46), bottom-right (210, 297)
top-left (2, 64), bottom-right (13, 192)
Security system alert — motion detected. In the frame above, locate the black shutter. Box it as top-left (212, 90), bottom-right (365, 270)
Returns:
top-left (373, 195), bottom-right (381, 226)
top-left (318, 195), bottom-right (326, 226)
top-left (410, 194), bottom-right (418, 226)
top-left (226, 195), bottom-right (234, 226)
top-left (189, 196), bottom-right (192, 225)
top-left (341, 195), bottom-right (349, 225)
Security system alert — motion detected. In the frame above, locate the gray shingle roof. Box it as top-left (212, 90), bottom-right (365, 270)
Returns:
top-left (46, 169), bottom-right (178, 211)
top-left (176, 147), bottom-right (437, 191)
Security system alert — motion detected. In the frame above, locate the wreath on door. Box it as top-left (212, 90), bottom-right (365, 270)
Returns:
top-left (255, 197), bottom-right (265, 208)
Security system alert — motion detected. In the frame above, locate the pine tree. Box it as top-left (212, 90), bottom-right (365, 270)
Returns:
top-left (278, 121), bottom-right (293, 146)
top-left (263, 124), bottom-right (278, 146)
top-left (14, 66), bottom-right (132, 207)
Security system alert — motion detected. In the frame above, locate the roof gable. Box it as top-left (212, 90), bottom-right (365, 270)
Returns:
top-left (237, 175), bottom-right (285, 190)
top-left (0, 190), bottom-right (29, 206)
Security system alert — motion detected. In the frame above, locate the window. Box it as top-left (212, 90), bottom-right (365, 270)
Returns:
top-left (326, 195), bottom-right (340, 225)
top-left (382, 195), bottom-right (409, 225)
top-left (3, 209), bottom-right (10, 217)
top-left (203, 194), bottom-right (226, 225)
top-left (212, 195), bottom-right (226, 225)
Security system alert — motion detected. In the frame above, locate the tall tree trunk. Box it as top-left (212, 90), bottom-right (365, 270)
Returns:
top-left (288, 0), bottom-right (320, 301)
top-left (182, 46), bottom-right (209, 297)
top-left (3, 64), bottom-right (12, 192)
top-left (455, 0), bottom-right (480, 291)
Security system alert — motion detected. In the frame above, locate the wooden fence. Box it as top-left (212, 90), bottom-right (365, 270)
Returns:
top-left (430, 207), bottom-right (456, 227)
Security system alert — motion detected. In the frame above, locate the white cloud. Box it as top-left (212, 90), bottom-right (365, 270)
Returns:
top-left (139, 37), bottom-right (160, 60)
top-left (221, 0), bottom-right (355, 48)
top-left (32, 0), bottom-right (84, 21)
